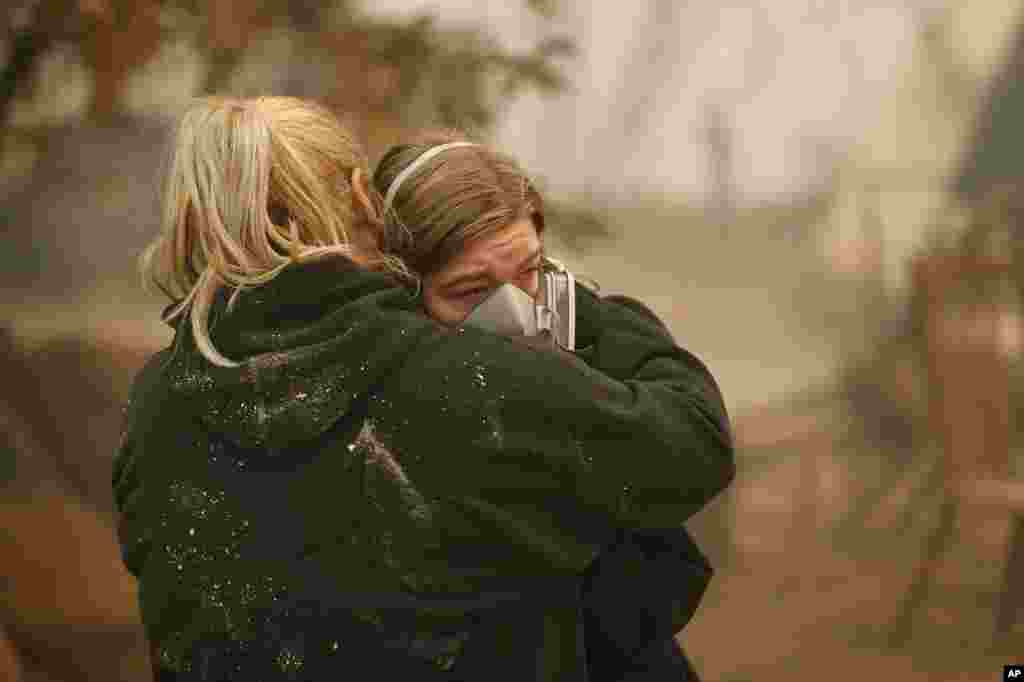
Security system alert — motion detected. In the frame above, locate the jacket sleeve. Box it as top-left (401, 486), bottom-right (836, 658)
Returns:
top-left (594, 293), bottom-right (672, 337)
top-left (565, 285), bottom-right (734, 521)
top-left (576, 285), bottom-right (733, 463)
top-left (112, 433), bottom-right (149, 579)
top-left (375, 288), bottom-right (735, 554)
top-left (111, 352), bottom-right (169, 580)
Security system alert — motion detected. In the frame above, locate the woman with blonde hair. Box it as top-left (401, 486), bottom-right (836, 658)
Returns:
top-left (114, 96), bottom-right (734, 681)
top-left (373, 131), bottom-right (728, 681)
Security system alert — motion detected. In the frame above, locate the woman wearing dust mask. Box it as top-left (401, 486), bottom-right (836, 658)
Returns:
top-left (114, 97), bottom-right (734, 681)
top-left (372, 131), bottom-right (733, 681)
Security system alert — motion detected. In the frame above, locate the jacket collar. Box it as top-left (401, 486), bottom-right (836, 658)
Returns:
top-left (162, 256), bottom-right (434, 452)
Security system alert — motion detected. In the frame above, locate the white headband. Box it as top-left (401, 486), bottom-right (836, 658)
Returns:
top-left (382, 142), bottom-right (478, 216)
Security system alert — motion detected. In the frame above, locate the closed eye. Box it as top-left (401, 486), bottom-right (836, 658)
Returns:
top-left (453, 265), bottom-right (538, 300)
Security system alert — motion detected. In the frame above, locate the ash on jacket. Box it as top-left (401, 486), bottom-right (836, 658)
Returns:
top-left (114, 255), bottom-right (734, 681)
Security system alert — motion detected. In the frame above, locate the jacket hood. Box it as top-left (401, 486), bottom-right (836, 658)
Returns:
top-left (162, 257), bottom-right (435, 452)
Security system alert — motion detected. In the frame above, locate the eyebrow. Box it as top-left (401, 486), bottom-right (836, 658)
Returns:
top-left (443, 246), bottom-right (542, 291)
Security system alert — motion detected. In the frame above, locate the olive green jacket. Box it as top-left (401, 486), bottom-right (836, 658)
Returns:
top-left (113, 256), bottom-right (734, 681)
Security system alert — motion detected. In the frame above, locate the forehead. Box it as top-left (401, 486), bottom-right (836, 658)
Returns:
top-left (443, 218), bottom-right (540, 273)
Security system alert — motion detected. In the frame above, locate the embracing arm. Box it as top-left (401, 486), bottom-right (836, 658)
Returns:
top-left (377, 290), bottom-right (735, 544)
top-left (575, 285), bottom-right (734, 515)
top-left (569, 284), bottom-right (734, 518)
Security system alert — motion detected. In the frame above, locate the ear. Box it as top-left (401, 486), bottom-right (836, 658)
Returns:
top-left (350, 167), bottom-right (377, 222)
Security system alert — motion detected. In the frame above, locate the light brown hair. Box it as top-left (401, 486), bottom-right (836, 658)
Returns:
top-left (371, 130), bottom-right (545, 278)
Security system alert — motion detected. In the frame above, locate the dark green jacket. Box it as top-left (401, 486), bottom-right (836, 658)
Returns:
top-left (113, 256), bottom-right (734, 681)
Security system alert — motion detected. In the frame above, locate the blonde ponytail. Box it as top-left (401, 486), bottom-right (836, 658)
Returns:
top-left (140, 96), bottom-right (411, 367)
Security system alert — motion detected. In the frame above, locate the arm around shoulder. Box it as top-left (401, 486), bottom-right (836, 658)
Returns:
top-left (377, 306), bottom-right (735, 541)
top-left (573, 284), bottom-right (735, 500)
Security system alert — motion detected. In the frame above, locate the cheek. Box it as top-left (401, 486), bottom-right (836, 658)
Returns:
top-left (423, 289), bottom-right (467, 326)
top-left (522, 271), bottom-right (540, 298)
top-left (423, 297), bottom-right (443, 322)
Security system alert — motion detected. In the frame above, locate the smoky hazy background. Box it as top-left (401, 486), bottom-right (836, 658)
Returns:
top-left (1, 1), bottom-right (1022, 680)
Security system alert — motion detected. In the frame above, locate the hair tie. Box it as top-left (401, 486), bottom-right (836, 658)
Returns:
top-left (382, 142), bottom-right (477, 217)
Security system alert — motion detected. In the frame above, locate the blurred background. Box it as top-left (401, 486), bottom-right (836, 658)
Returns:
top-left (1, 0), bottom-right (1022, 679)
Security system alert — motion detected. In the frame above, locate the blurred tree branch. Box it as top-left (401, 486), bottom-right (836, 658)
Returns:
top-left (2, 0), bottom-right (614, 259)
top-left (3, 0), bottom-right (579, 144)
top-left (350, 11), bottom-right (577, 135)
top-left (201, 0), bottom-right (274, 94)
top-left (78, 0), bottom-right (162, 121)
top-left (1, 1), bottom-right (51, 139)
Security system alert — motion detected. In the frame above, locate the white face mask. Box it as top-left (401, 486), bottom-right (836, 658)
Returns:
top-left (463, 282), bottom-right (540, 337)
top-left (462, 260), bottom-right (576, 351)
top-left (540, 260), bottom-right (576, 351)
